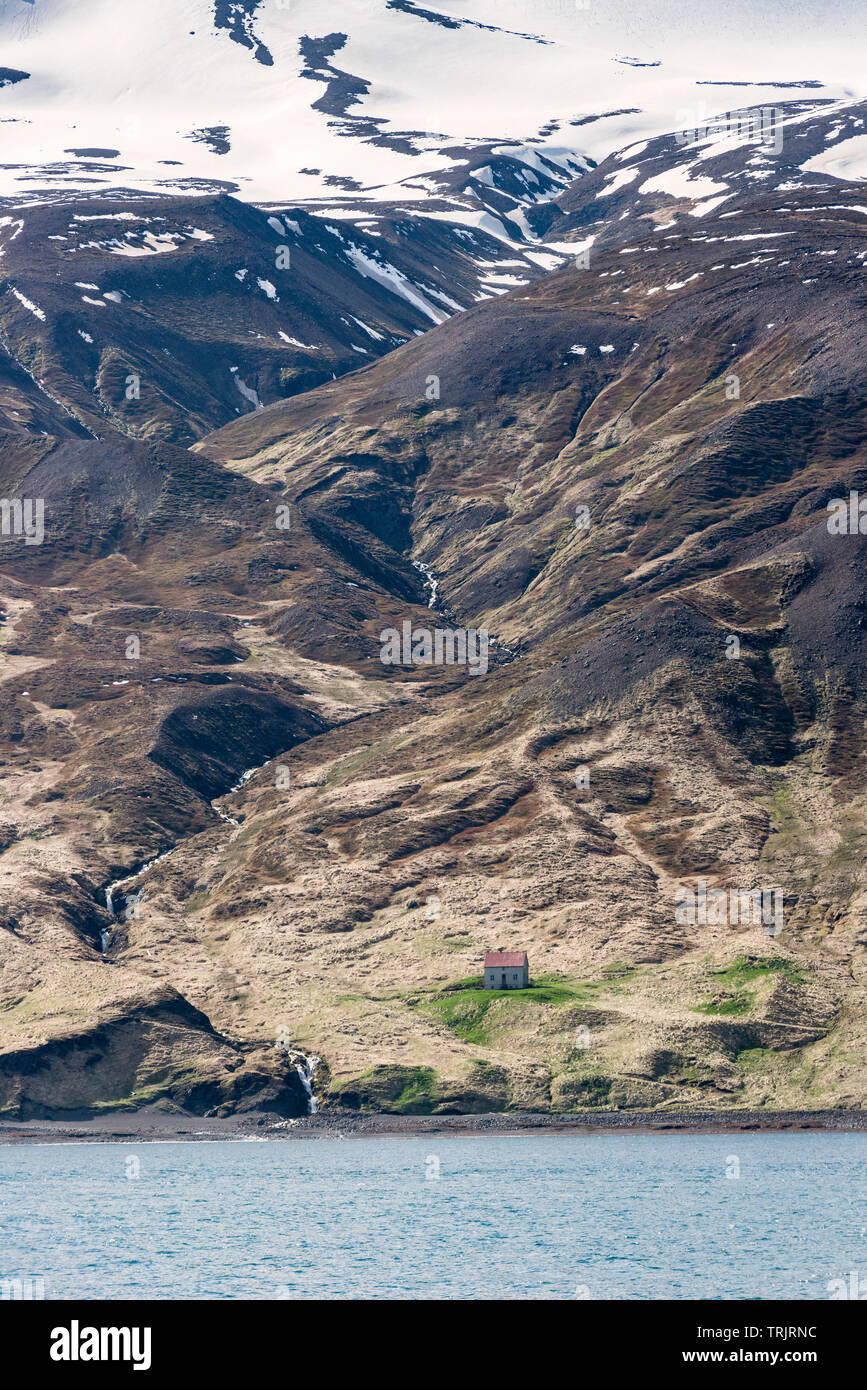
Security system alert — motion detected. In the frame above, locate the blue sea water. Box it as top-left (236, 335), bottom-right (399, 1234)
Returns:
top-left (0, 1132), bottom-right (864, 1300)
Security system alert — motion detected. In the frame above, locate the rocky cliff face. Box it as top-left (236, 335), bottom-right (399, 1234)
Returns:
top-left (1, 98), bottom-right (866, 1118)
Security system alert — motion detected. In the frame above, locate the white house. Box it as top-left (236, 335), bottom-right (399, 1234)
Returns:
top-left (484, 950), bottom-right (529, 990)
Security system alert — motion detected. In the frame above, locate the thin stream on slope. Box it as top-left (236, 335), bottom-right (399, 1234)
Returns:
top-left (101, 759), bottom-right (275, 937)
top-left (411, 556), bottom-right (521, 664)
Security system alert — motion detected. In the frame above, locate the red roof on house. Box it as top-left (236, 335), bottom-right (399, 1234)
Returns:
top-left (484, 951), bottom-right (528, 968)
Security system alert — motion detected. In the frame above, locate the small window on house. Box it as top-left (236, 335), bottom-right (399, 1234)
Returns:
top-left (513, 973), bottom-right (517, 980)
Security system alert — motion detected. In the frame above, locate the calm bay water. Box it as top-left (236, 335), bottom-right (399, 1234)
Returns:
top-left (1, 1132), bottom-right (864, 1300)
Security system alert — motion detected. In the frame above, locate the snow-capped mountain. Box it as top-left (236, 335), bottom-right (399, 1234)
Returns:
top-left (0, 175), bottom-right (588, 442)
top-left (1, 0), bottom-right (864, 204)
top-left (1, 0), bottom-right (864, 444)
top-left (1, 2), bottom-right (866, 457)
top-left (540, 97), bottom-right (867, 256)
top-left (2, 87), bottom-right (866, 444)
top-left (4, 0), bottom-right (867, 1132)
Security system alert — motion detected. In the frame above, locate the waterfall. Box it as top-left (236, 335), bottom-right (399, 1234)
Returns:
top-left (277, 1040), bottom-right (319, 1115)
top-left (229, 760), bottom-right (271, 794)
top-left (211, 759), bottom-right (271, 825)
top-left (412, 559), bottom-right (439, 609)
top-left (103, 846), bottom-right (176, 921)
top-left (294, 1055), bottom-right (320, 1115)
top-left (99, 758), bottom-right (324, 1115)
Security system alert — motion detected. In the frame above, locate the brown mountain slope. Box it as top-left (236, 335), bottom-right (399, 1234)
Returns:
top-left (1, 160), bottom-right (866, 1117)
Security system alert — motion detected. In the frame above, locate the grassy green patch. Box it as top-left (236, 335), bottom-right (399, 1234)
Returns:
top-left (696, 994), bottom-right (754, 1017)
top-left (441, 976), bottom-right (485, 991)
top-left (328, 1064), bottom-right (436, 1114)
top-left (417, 975), bottom-right (603, 1045)
top-left (756, 774), bottom-right (805, 859)
top-left (695, 955), bottom-right (805, 1016)
top-left (393, 1069), bottom-right (436, 1111)
top-left (418, 989), bottom-right (497, 1044)
top-left (762, 776), bottom-right (797, 827)
top-left (709, 955), bottom-right (806, 987)
top-left (556, 1074), bottom-right (613, 1108)
top-left (736, 1047), bottom-right (773, 1069)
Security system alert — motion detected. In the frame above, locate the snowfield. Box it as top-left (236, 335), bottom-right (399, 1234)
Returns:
top-left (0, 0), bottom-right (863, 203)
top-left (802, 133), bottom-right (867, 181)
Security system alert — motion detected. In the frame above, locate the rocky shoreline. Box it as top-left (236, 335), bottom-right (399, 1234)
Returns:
top-left (2, 1106), bottom-right (866, 1145)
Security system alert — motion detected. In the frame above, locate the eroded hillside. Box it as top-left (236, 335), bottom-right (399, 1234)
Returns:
top-left (1, 107), bottom-right (866, 1118)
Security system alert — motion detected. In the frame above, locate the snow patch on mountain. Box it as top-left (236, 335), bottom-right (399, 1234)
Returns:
top-left (342, 243), bottom-right (447, 324)
top-left (802, 132), bottom-right (867, 180)
top-left (639, 167), bottom-right (730, 200)
top-left (10, 286), bottom-right (46, 320)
